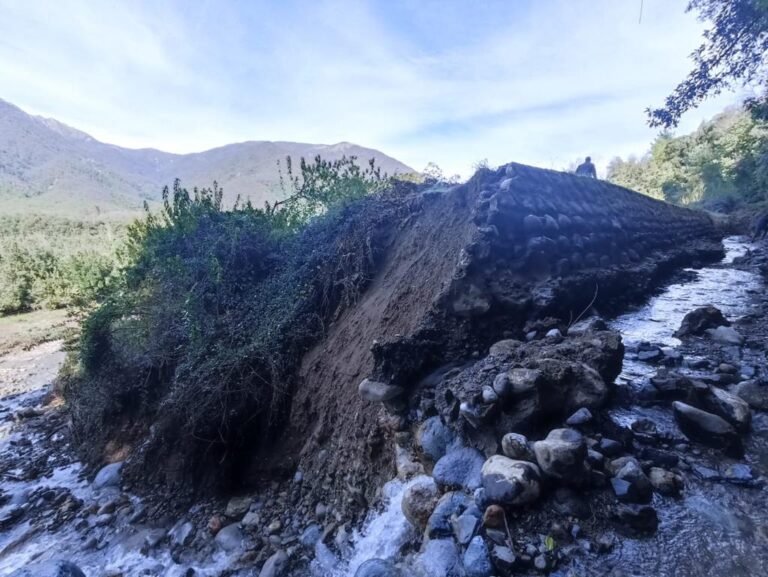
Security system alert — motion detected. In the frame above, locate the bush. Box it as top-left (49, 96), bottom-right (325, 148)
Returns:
top-left (66, 156), bottom-right (404, 482)
top-left (0, 216), bottom-right (123, 315)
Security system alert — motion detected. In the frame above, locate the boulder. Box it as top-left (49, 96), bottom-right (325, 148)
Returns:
top-left (672, 401), bottom-right (742, 456)
top-left (480, 455), bottom-right (541, 506)
top-left (490, 545), bottom-right (519, 576)
top-left (168, 520), bottom-right (195, 547)
top-left (675, 305), bottom-right (730, 337)
top-left (566, 407), bottom-right (593, 426)
top-left (452, 512), bottom-right (480, 545)
top-left (418, 538), bottom-right (462, 577)
top-left (533, 428), bottom-right (587, 482)
top-left (259, 550), bottom-right (289, 577)
top-left (426, 492), bottom-right (470, 539)
top-left (706, 326), bottom-right (744, 346)
top-left (463, 536), bottom-right (493, 577)
top-left (93, 462), bottom-right (123, 490)
top-left (416, 416), bottom-right (457, 461)
top-left (500, 432), bottom-right (534, 461)
top-left (401, 477), bottom-right (440, 530)
top-left (433, 448), bottom-right (485, 490)
top-left (611, 460), bottom-right (652, 503)
top-left (225, 495), bottom-right (252, 518)
top-left (215, 523), bottom-right (245, 552)
top-left (648, 467), bottom-right (683, 496)
top-left (650, 370), bottom-right (693, 400)
top-left (358, 379), bottom-right (404, 402)
top-left (695, 385), bottom-right (751, 433)
top-left (731, 380), bottom-right (768, 411)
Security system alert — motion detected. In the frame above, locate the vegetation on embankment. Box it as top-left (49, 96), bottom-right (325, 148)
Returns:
top-left (607, 107), bottom-right (768, 210)
top-left (0, 215), bottom-right (124, 315)
top-left (64, 156), bottom-right (405, 480)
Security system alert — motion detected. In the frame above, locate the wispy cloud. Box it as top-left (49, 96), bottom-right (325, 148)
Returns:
top-left (0, 0), bottom-right (741, 176)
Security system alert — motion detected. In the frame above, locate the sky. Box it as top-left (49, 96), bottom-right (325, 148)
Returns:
top-left (0, 0), bottom-right (742, 178)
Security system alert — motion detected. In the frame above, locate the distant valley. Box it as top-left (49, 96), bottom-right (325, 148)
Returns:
top-left (0, 98), bottom-right (413, 218)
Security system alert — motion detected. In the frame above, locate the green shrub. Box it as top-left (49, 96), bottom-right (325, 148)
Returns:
top-left (66, 156), bottom-right (402, 481)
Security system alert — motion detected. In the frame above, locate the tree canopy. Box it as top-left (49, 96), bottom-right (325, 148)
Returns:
top-left (609, 107), bottom-right (768, 206)
top-left (648, 0), bottom-right (768, 128)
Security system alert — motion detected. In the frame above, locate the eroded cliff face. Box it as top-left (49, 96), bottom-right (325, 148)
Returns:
top-left (272, 163), bottom-right (722, 520)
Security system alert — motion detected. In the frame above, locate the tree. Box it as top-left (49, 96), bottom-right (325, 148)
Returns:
top-left (648, 0), bottom-right (768, 128)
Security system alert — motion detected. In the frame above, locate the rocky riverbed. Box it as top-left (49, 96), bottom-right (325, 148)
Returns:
top-left (1, 236), bottom-right (768, 577)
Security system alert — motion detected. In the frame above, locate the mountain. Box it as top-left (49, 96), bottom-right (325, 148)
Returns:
top-left (0, 98), bottom-right (414, 218)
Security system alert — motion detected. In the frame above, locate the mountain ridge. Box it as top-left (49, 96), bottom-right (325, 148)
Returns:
top-left (0, 98), bottom-right (414, 218)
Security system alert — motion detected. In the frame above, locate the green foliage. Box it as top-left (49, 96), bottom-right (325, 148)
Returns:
top-left (608, 107), bottom-right (768, 206)
top-left (0, 215), bottom-right (123, 315)
top-left (67, 157), bottom-right (399, 476)
top-left (649, 0), bottom-right (768, 128)
top-left (272, 155), bottom-right (389, 230)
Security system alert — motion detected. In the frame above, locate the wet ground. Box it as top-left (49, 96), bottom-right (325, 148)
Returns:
top-left (1, 237), bottom-right (767, 576)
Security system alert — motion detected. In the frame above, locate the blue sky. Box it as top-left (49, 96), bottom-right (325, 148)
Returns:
top-left (0, 0), bottom-right (741, 177)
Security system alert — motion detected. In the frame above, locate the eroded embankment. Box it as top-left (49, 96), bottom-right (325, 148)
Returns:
top-left (261, 164), bottom-right (723, 522)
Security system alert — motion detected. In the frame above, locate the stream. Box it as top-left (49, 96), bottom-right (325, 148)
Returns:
top-left (0, 236), bottom-right (766, 577)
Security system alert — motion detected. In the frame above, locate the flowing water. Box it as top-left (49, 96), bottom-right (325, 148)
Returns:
top-left (1, 237), bottom-right (766, 576)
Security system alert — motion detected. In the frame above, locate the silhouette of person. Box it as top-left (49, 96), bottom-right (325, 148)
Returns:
top-left (575, 156), bottom-right (597, 178)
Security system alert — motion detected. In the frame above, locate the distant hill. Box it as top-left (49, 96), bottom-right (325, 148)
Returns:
top-left (0, 98), bottom-right (414, 218)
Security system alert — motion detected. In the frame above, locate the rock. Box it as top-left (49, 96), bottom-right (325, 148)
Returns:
top-left (93, 462), bottom-right (123, 489)
top-left (354, 559), bottom-right (402, 577)
top-left (692, 464), bottom-right (721, 481)
top-left (552, 487), bottom-right (590, 519)
top-left (358, 379), bottom-right (404, 402)
top-left (500, 432), bottom-right (534, 461)
top-left (605, 456), bottom-right (640, 477)
top-left (395, 445), bottom-right (425, 480)
top-left (259, 550), bottom-right (289, 577)
top-left (637, 348), bottom-right (663, 363)
top-left (545, 328), bottom-right (563, 339)
top-left (706, 326), bottom-right (744, 346)
top-left (533, 428), bottom-right (587, 482)
top-left (8, 561), bottom-right (86, 577)
top-left (586, 448), bottom-right (604, 468)
top-left (597, 438), bottom-right (622, 457)
top-left (650, 370), bottom-right (693, 399)
top-left (452, 512), bottom-right (480, 545)
top-left (242, 510), bottom-right (260, 526)
top-left (672, 401), bottom-right (742, 455)
top-left (696, 385), bottom-right (751, 433)
top-left (490, 545), bottom-right (519, 576)
top-left (566, 407), bottom-right (593, 426)
top-left (463, 536), bottom-right (493, 577)
top-left (567, 317), bottom-right (608, 335)
top-left (648, 467), bottom-right (683, 496)
top-left (732, 380), bottom-right (768, 411)
top-left (481, 385), bottom-right (499, 404)
top-left (638, 447), bottom-right (678, 468)
top-left (208, 515), bottom-right (224, 534)
top-left (460, 402), bottom-right (492, 428)
top-left (480, 455), bottom-right (541, 506)
top-left (724, 463), bottom-right (756, 486)
top-left (225, 495), bottom-right (252, 518)
top-left (482, 504), bottom-right (505, 529)
top-left (675, 305), bottom-right (730, 337)
top-left (416, 417), bottom-right (457, 461)
top-left (401, 477), bottom-right (440, 530)
top-left (426, 492), bottom-right (470, 539)
top-left (215, 523), bottom-right (245, 552)
top-left (169, 520), bottom-right (195, 547)
top-left (611, 460), bottom-right (652, 503)
top-left (300, 524), bottom-right (322, 548)
top-left (267, 519), bottom-right (282, 534)
top-left (418, 538), bottom-right (462, 577)
top-left (433, 448), bottom-right (485, 490)
top-left (506, 368), bottom-right (542, 397)
top-left (614, 504), bottom-right (658, 534)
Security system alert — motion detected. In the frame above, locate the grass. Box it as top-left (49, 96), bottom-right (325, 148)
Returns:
top-left (0, 309), bottom-right (73, 355)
